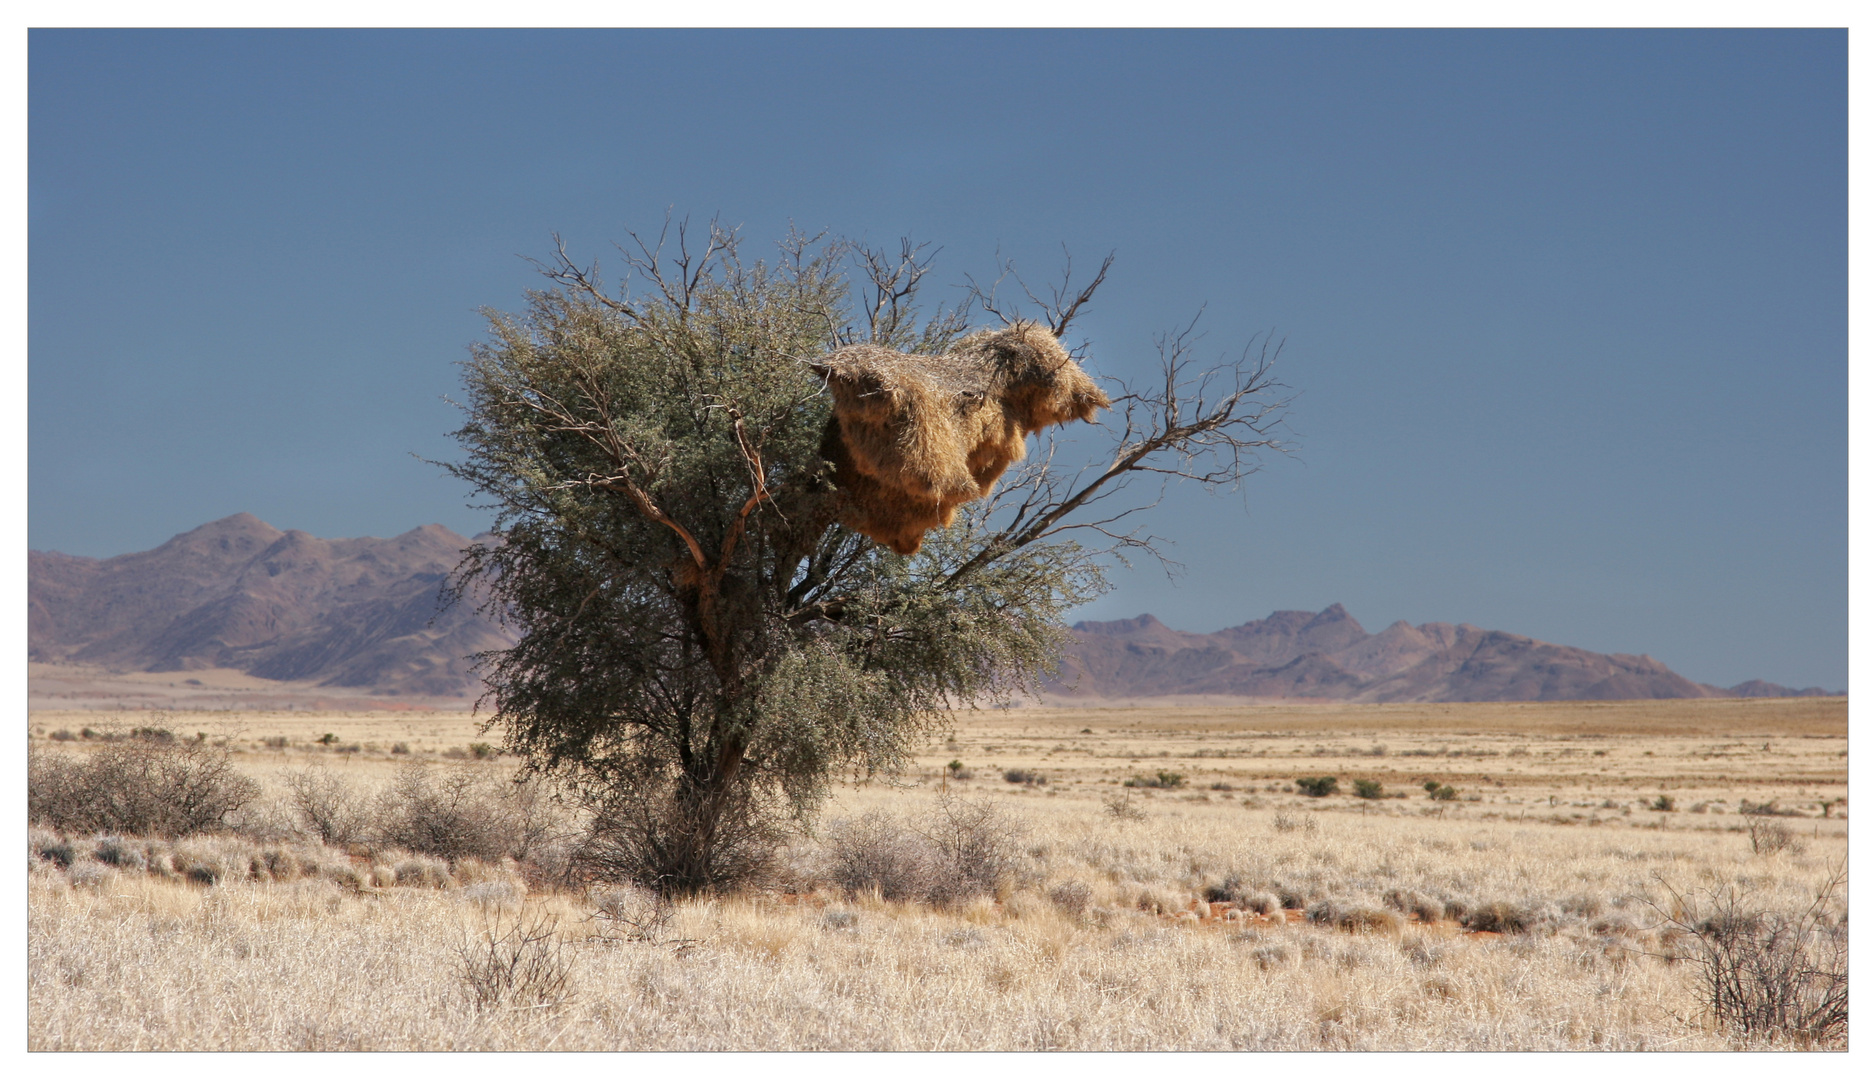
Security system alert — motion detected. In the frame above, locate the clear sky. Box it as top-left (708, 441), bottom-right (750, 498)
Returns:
top-left (29, 29), bottom-right (1846, 690)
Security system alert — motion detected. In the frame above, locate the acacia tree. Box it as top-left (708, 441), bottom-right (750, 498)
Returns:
top-left (446, 220), bottom-right (1286, 892)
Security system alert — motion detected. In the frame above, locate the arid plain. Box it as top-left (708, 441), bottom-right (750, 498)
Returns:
top-left (28, 697), bottom-right (1847, 1050)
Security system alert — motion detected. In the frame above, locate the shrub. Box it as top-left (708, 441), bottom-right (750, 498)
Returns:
top-left (574, 771), bottom-right (779, 895)
top-left (819, 797), bottom-right (1022, 908)
top-left (1336, 907), bottom-right (1402, 934)
top-left (49, 730), bottom-right (74, 742)
top-left (1646, 868), bottom-right (1847, 1047)
top-left (395, 855), bottom-right (454, 888)
top-left (93, 835), bottom-right (149, 873)
top-left (1202, 876), bottom-right (1245, 905)
top-left (456, 908), bottom-right (574, 1011)
top-left (1304, 898), bottom-right (1343, 925)
top-left (824, 813), bottom-right (936, 903)
top-left (1047, 880), bottom-right (1094, 918)
top-left (1240, 891), bottom-right (1280, 916)
top-left (1102, 792), bottom-right (1147, 822)
top-left (262, 736), bottom-right (289, 749)
top-left (588, 885), bottom-right (681, 945)
top-left (391, 742), bottom-right (411, 755)
top-left (1382, 888), bottom-right (1443, 924)
top-left (1461, 901), bottom-right (1533, 934)
top-left (29, 734), bottom-right (260, 837)
top-left (1003, 768), bottom-right (1047, 786)
top-left (375, 763), bottom-right (527, 863)
top-left (317, 733), bottom-right (339, 746)
top-left (1352, 779), bottom-right (1384, 800)
top-left (1295, 776), bottom-right (1339, 798)
top-left (1746, 815), bottom-right (1799, 856)
top-left (31, 828), bottom-right (76, 869)
top-left (281, 766), bottom-right (372, 847)
top-left (1124, 771), bottom-right (1186, 789)
top-left (1651, 795), bottom-right (1676, 812)
top-left (469, 742), bottom-right (498, 760)
top-left (923, 796), bottom-right (1023, 906)
top-left (1424, 781), bottom-right (1457, 801)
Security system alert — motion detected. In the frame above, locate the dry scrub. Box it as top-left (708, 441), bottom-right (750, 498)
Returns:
top-left (27, 703), bottom-right (1849, 1050)
top-left (29, 790), bottom-right (1846, 1049)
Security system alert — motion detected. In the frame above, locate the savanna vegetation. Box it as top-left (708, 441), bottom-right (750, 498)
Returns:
top-left (27, 699), bottom-right (1848, 1050)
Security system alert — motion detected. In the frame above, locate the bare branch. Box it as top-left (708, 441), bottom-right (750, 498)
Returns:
top-left (943, 316), bottom-right (1289, 587)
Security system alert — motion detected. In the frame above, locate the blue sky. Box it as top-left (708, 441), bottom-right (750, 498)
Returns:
top-left (29, 29), bottom-right (1846, 689)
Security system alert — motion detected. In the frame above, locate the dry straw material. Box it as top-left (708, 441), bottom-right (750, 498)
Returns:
top-left (813, 322), bottom-right (1109, 553)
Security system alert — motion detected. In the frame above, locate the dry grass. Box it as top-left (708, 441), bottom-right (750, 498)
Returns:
top-left (26, 699), bottom-right (1849, 1050)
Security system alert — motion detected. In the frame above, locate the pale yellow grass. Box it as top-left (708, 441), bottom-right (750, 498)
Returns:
top-left (27, 699), bottom-right (1847, 1050)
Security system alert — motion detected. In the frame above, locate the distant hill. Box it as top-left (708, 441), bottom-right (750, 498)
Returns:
top-left (30, 517), bottom-right (1838, 705)
top-left (1048, 605), bottom-right (1839, 703)
top-left (29, 514), bottom-right (514, 698)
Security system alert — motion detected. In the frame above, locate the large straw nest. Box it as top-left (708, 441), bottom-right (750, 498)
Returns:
top-left (811, 322), bottom-right (1109, 554)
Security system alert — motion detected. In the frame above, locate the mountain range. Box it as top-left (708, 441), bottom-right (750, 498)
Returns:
top-left (29, 513), bottom-right (512, 698)
top-left (29, 514), bottom-right (1838, 705)
top-left (1047, 607), bottom-right (1837, 702)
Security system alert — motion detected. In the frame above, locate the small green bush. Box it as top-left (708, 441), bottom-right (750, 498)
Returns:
top-left (1424, 781), bottom-right (1457, 801)
top-left (1295, 776), bottom-right (1339, 798)
top-left (1652, 795), bottom-right (1676, 812)
top-left (1124, 771), bottom-right (1186, 789)
top-left (1352, 779), bottom-right (1384, 800)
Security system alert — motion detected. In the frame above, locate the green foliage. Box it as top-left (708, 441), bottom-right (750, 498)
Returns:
top-left (1352, 778), bottom-right (1384, 800)
top-left (1425, 781), bottom-right (1458, 801)
top-left (444, 224), bottom-right (1107, 892)
top-left (1651, 794), bottom-right (1676, 812)
top-left (1123, 770), bottom-right (1186, 789)
top-left (1296, 776), bottom-right (1339, 798)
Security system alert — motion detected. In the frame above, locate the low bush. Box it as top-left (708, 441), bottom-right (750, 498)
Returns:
top-left (1352, 779), bottom-right (1384, 800)
top-left (1295, 776), bottom-right (1339, 798)
top-left (1271, 812), bottom-right (1318, 835)
top-left (823, 797), bottom-right (1023, 908)
top-left (1382, 887), bottom-right (1443, 924)
top-left (456, 908), bottom-right (574, 1012)
top-left (281, 766), bottom-right (372, 847)
top-left (824, 813), bottom-right (935, 903)
top-left (29, 731), bottom-right (260, 837)
top-left (1745, 815), bottom-right (1799, 856)
top-left (1424, 781), bottom-right (1458, 801)
top-left (1651, 794), bottom-right (1676, 812)
top-left (373, 763), bottom-right (566, 865)
top-left (1461, 901), bottom-right (1533, 934)
top-left (1102, 792), bottom-right (1148, 822)
top-left (573, 774), bottom-right (779, 895)
top-left (1047, 880), bottom-right (1094, 918)
top-left (1646, 868), bottom-right (1847, 1047)
top-left (1003, 769), bottom-right (1047, 786)
top-left (1123, 771), bottom-right (1187, 789)
top-left (924, 796), bottom-right (1024, 906)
